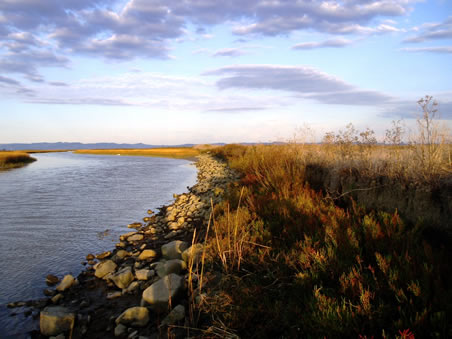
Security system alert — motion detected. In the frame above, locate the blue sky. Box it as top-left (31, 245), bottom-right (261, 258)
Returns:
top-left (1, 0), bottom-right (451, 144)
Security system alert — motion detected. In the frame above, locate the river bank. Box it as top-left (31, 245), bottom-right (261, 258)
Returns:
top-left (0, 152), bottom-right (36, 170)
top-left (6, 153), bottom-right (237, 338)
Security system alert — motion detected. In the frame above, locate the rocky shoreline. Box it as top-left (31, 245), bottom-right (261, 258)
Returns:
top-left (7, 154), bottom-right (238, 338)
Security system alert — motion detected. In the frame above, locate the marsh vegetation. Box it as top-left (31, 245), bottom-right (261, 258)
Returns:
top-left (75, 148), bottom-right (200, 159)
top-left (190, 98), bottom-right (451, 338)
top-left (0, 151), bottom-right (36, 170)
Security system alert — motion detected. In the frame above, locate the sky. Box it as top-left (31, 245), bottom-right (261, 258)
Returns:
top-left (1, 0), bottom-right (451, 144)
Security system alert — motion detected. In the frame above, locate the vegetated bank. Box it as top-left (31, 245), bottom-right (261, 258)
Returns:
top-left (0, 151), bottom-right (36, 170)
top-left (75, 148), bottom-right (200, 159)
top-left (192, 141), bottom-right (451, 338)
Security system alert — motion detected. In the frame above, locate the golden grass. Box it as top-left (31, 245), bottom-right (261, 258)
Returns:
top-left (74, 147), bottom-right (200, 159)
top-left (0, 151), bottom-right (36, 169)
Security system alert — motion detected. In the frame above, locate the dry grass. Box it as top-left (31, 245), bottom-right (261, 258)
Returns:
top-left (193, 143), bottom-right (452, 338)
top-left (0, 151), bottom-right (36, 169)
top-left (75, 147), bottom-right (200, 159)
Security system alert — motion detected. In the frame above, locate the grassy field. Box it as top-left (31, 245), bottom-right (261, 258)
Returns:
top-left (75, 147), bottom-right (200, 159)
top-left (191, 142), bottom-right (451, 338)
top-left (0, 151), bottom-right (36, 170)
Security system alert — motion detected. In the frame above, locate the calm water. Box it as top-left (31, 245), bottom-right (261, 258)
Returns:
top-left (0, 152), bottom-right (197, 337)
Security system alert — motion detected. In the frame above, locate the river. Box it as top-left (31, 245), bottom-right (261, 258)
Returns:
top-left (0, 152), bottom-right (197, 337)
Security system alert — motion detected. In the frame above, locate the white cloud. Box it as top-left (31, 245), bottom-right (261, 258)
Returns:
top-left (400, 46), bottom-right (452, 54)
top-left (292, 38), bottom-right (353, 50)
top-left (205, 64), bottom-right (394, 106)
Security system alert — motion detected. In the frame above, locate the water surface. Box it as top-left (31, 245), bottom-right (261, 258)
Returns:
top-left (0, 152), bottom-right (197, 337)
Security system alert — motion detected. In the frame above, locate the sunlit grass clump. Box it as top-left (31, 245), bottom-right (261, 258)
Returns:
top-left (0, 151), bottom-right (36, 170)
top-left (75, 147), bottom-right (200, 159)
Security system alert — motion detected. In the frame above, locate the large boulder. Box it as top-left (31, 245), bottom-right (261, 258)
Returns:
top-left (94, 260), bottom-right (117, 279)
top-left (110, 267), bottom-right (134, 289)
top-left (138, 249), bottom-right (157, 261)
top-left (115, 306), bottom-right (149, 327)
top-left (56, 275), bottom-right (75, 292)
top-left (155, 259), bottom-right (186, 278)
top-left (142, 274), bottom-right (184, 312)
top-left (161, 241), bottom-right (189, 260)
top-left (40, 306), bottom-right (75, 336)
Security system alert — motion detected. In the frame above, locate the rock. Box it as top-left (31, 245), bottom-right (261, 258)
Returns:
top-left (51, 294), bottom-right (63, 304)
top-left (128, 222), bottom-right (143, 229)
top-left (110, 267), bottom-right (134, 289)
top-left (40, 306), bottom-right (75, 336)
top-left (122, 281), bottom-right (141, 295)
top-left (168, 222), bottom-right (179, 231)
top-left (44, 289), bottom-right (56, 297)
top-left (138, 249), bottom-right (157, 261)
top-left (177, 217), bottom-right (185, 225)
top-left (96, 251), bottom-right (112, 259)
top-left (128, 330), bottom-right (138, 339)
top-left (46, 274), bottom-right (60, 286)
top-left (128, 234), bottom-right (144, 242)
top-left (135, 269), bottom-right (153, 281)
top-left (182, 244), bottom-right (204, 264)
top-left (155, 260), bottom-right (187, 278)
top-left (147, 209), bottom-right (154, 215)
top-left (56, 275), bottom-right (75, 292)
top-left (161, 305), bottom-right (185, 327)
top-left (116, 250), bottom-right (130, 259)
top-left (164, 231), bottom-right (177, 239)
top-left (94, 260), bottom-right (117, 279)
top-left (115, 306), bottom-right (149, 327)
top-left (86, 253), bottom-right (95, 260)
top-left (161, 241), bottom-right (189, 260)
top-left (115, 323), bottom-right (127, 337)
top-left (142, 274), bottom-right (184, 312)
top-left (107, 291), bottom-right (122, 300)
top-left (120, 232), bottom-right (136, 241)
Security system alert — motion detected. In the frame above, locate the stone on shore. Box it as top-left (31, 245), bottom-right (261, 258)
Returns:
top-left (46, 274), bottom-right (60, 286)
top-left (56, 275), bottom-right (75, 292)
top-left (155, 259), bottom-right (186, 278)
top-left (128, 234), bottom-right (144, 242)
top-left (161, 241), bottom-right (189, 260)
top-left (128, 222), bottom-right (142, 229)
top-left (181, 244), bottom-right (204, 264)
top-left (40, 306), bottom-right (75, 336)
top-left (114, 323), bottom-right (127, 337)
top-left (110, 267), bottom-right (134, 289)
top-left (135, 269), bottom-right (153, 281)
top-left (115, 250), bottom-right (129, 259)
top-left (138, 249), bottom-right (157, 261)
top-left (115, 306), bottom-right (149, 327)
top-left (122, 281), bottom-right (141, 295)
top-left (161, 305), bottom-right (185, 327)
top-left (142, 274), bottom-right (184, 312)
top-left (94, 260), bottom-right (117, 279)
top-left (96, 251), bottom-right (112, 259)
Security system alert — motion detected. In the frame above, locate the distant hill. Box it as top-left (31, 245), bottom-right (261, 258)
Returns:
top-left (0, 142), bottom-right (287, 151)
top-left (0, 142), bottom-right (199, 151)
